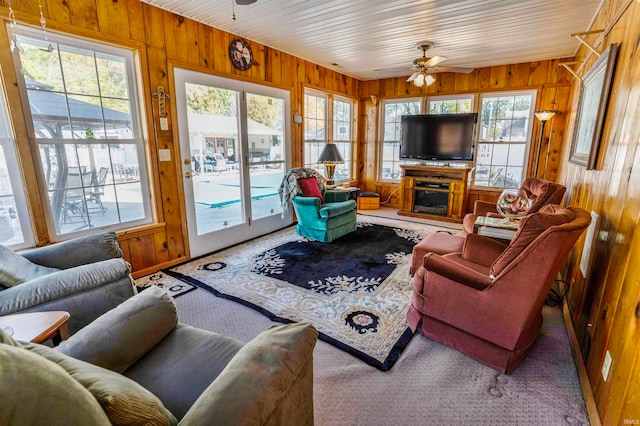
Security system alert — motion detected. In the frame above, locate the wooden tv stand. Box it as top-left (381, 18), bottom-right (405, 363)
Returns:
top-left (398, 165), bottom-right (474, 223)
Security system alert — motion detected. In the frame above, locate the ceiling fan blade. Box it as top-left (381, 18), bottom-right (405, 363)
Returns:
top-left (236, 0), bottom-right (257, 4)
top-left (424, 56), bottom-right (447, 67)
top-left (406, 71), bottom-right (420, 82)
top-left (427, 66), bottom-right (475, 74)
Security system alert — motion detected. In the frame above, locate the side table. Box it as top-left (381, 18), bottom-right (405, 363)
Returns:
top-left (473, 216), bottom-right (519, 240)
top-left (0, 311), bottom-right (70, 345)
top-left (333, 186), bottom-right (360, 201)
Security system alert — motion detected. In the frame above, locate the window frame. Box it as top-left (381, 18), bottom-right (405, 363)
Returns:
top-left (0, 80), bottom-right (34, 249)
top-left (473, 90), bottom-right (537, 190)
top-left (379, 97), bottom-right (422, 182)
top-left (9, 24), bottom-right (152, 241)
top-left (303, 88), bottom-right (355, 183)
top-left (427, 94), bottom-right (476, 115)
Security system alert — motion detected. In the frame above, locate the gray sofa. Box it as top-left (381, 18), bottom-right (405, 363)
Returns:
top-left (0, 232), bottom-right (136, 334)
top-left (0, 286), bottom-right (318, 425)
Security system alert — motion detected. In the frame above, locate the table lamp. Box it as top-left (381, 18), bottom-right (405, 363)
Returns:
top-left (318, 142), bottom-right (344, 189)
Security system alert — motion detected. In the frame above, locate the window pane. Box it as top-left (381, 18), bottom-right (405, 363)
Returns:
top-left (61, 46), bottom-right (100, 96)
top-left (13, 25), bottom-right (149, 237)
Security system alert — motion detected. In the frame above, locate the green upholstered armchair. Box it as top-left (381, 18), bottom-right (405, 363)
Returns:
top-left (279, 168), bottom-right (357, 243)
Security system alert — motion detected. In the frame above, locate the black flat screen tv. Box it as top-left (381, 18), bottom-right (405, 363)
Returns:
top-left (400, 113), bottom-right (478, 162)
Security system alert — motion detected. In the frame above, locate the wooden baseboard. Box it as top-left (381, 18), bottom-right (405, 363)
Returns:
top-left (131, 257), bottom-right (187, 279)
top-left (562, 300), bottom-right (602, 426)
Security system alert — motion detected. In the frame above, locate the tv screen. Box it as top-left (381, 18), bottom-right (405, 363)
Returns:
top-left (400, 113), bottom-right (478, 161)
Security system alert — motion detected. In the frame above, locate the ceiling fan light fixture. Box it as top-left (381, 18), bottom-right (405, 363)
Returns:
top-left (410, 71), bottom-right (436, 87)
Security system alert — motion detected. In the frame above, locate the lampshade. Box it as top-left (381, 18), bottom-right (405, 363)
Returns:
top-left (318, 143), bottom-right (344, 164)
top-left (407, 71), bottom-right (436, 88)
top-left (534, 110), bottom-right (558, 122)
top-left (318, 143), bottom-right (343, 188)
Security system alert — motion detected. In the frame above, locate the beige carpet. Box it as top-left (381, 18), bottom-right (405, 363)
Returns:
top-left (171, 214), bottom-right (588, 425)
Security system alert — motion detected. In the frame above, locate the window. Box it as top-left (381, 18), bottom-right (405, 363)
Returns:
top-left (428, 95), bottom-right (474, 114)
top-left (380, 99), bottom-right (421, 181)
top-left (0, 80), bottom-right (33, 249)
top-left (303, 90), bottom-right (355, 182)
top-left (10, 25), bottom-right (150, 238)
top-left (332, 97), bottom-right (353, 181)
top-left (475, 91), bottom-right (536, 188)
top-left (303, 91), bottom-right (327, 170)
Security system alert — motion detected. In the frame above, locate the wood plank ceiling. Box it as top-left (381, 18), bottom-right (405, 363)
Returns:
top-left (141, 0), bottom-right (602, 81)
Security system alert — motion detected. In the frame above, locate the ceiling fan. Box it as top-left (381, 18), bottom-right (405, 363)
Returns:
top-left (406, 41), bottom-right (474, 87)
top-left (235, 0), bottom-right (257, 4)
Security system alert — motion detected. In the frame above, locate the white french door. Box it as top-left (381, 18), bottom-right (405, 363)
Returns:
top-left (174, 68), bottom-right (292, 257)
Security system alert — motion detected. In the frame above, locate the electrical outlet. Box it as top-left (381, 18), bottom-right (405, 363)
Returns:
top-left (602, 350), bottom-right (612, 382)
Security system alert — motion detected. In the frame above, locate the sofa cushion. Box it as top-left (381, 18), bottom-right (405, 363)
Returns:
top-left (0, 329), bottom-right (111, 426)
top-left (124, 324), bottom-right (245, 420)
top-left (56, 286), bottom-right (178, 373)
top-left (490, 204), bottom-right (575, 277)
top-left (298, 176), bottom-right (324, 202)
top-left (0, 245), bottom-right (59, 288)
top-left (26, 341), bottom-right (177, 426)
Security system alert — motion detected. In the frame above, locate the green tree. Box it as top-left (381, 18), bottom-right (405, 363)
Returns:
top-left (185, 84), bottom-right (235, 116)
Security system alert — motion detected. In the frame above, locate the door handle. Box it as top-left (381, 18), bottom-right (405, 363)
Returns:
top-left (185, 171), bottom-right (192, 179)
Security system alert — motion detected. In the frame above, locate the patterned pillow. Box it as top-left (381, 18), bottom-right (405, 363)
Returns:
top-left (0, 245), bottom-right (59, 288)
top-left (297, 177), bottom-right (324, 202)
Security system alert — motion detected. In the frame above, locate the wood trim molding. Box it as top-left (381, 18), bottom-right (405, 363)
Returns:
top-left (562, 299), bottom-right (602, 426)
top-left (131, 257), bottom-right (187, 279)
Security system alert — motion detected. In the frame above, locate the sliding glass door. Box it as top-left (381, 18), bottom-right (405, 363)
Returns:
top-left (174, 69), bottom-right (291, 257)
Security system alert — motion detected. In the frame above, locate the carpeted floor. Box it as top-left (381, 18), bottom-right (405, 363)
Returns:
top-left (171, 214), bottom-right (589, 425)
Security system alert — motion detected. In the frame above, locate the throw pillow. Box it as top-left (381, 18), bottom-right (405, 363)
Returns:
top-left (0, 331), bottom-right (111, 426)
top-left (0, 245), bottom-right (59, 288)
top-left (26, 342), bottom-right (178, 426)
top-left (297, 177), bottom-right (324, 203)
top-left (489, 205), bottom-right (575, 277)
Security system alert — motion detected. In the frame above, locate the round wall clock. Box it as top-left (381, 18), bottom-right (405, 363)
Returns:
top-left (229, 39), bottom-right (253, 71)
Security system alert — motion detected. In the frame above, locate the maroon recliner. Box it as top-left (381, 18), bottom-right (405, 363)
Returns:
top-left (407, 205), bottom-right (590, 373)
top-left (462, 178), bottom-right (567, 235)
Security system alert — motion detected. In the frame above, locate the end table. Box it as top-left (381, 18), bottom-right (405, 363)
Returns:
top-left (0, 311), bottom-right (70, 345)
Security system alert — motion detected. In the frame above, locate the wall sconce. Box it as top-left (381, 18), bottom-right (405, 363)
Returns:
top-left (533, 110), bottom-right (558, 177)
top-left (317, 142), bottom-right (344, 189)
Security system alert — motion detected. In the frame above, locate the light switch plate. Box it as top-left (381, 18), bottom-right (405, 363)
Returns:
top-left (158, 149), bottom-right (171, 162)
top-left (160, 117), bottom-right (169, 130)
top-left (293, 114), bottom-right (302, 124)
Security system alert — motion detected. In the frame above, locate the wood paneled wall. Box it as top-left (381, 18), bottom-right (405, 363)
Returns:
top-left (0, 0), bottom-right (359, 277)
top-left (359, 58), bottom-right (574, 209)
top-left (558, 0), bottom-right (640, 424)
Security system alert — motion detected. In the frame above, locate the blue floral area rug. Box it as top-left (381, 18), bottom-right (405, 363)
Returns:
top-left (168, 217), bottom-right (452, 371)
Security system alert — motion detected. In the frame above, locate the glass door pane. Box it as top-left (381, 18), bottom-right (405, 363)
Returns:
top-left (246, 93), bottom-right (285, 220)
top-left (185, 82), bottom-right (244, 235)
